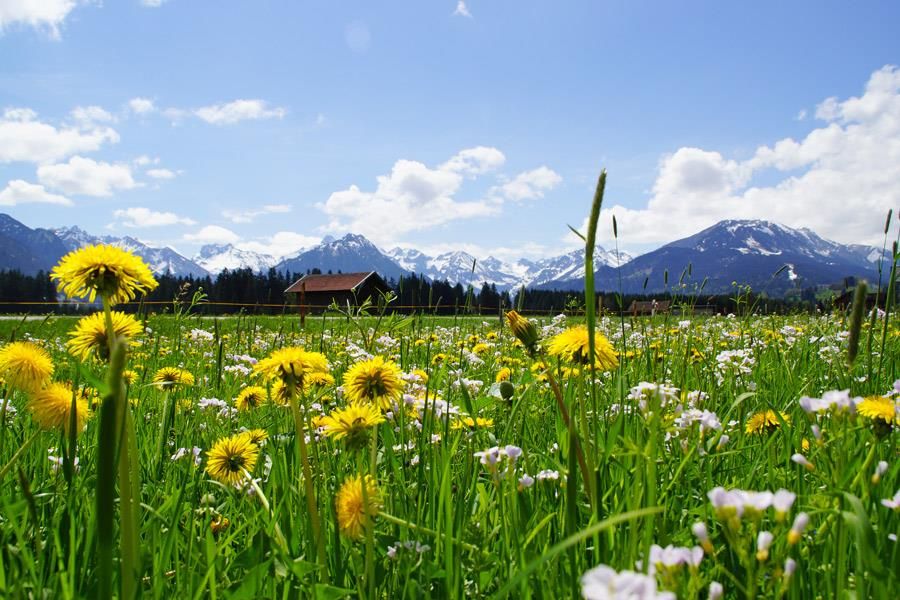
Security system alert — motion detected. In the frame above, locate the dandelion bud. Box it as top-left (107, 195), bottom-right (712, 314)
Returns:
top-left (708, 581), bottom-right (724, 600)
top-left (784, 558), bottom-right (797, 580)
top-left (692, 522), bottom-right (714, 553)
top-left (791, 453), bottom-right (814, 471)
top-left (788, 512), bottom-right (809, 545)
top-left (499, 380), bottom-right (515, 401)
top-left (872, 460), bottom-right (888, 485)
top-left (756, 531), bottom-right (773, 561)
top-left (505, 311), bottom-right (539, 355)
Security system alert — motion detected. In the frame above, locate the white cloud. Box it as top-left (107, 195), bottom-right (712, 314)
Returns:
top-left (441, 146), bottom-right (506, 175)
top-left (598, 65), bottom-right (900, 248)
top-left (0, 107), bottom-right (119, 164)
top-left (345, 21), bottom-right (371, 53)
top-left (113, 207), bottom-right (195, 228)
top-left (184, 225), bottom-right (240, 244)
top-left (0, 0), bottom-right (78, 39)
top-left (453, 1), bottom-right (472, 18)
top-left (0, 179), bottom-right (72, 206)
top-left (222, 204), bottom-right (291, 223)
top-left (70, 105), bottom-right (115, 125)
top-left (237, 231), bottom-right (320, 259)
top-left (128, 97), bottom-right (156, 114)
top-left (319, 149), bottom-right (503, 245)
top-left (140, 0), bottom-right (169, 7)
top-left (133, 155), bottom-right (159, 166)
top-left (38, 156), bottom-right (138, 196)
top-left (145, 168), bottom-right (176, 179)
top-left (497, 166), bottom-right (562, 201)
top-left (194, 99), bottom-right (286, 125)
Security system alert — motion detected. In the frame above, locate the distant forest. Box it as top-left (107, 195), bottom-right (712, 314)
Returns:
top-left (0, 267), bottom-right (844, 316)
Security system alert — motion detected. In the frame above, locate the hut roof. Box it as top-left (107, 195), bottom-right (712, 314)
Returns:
top-left (284, 271), bottom-right (384, 294)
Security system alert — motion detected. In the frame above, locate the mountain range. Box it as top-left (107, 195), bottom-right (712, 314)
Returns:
top-left (0, 213), bottom-right (891, 296)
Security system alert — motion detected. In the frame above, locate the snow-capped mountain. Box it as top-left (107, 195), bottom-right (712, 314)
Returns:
top-left (540, 219), bottom-right (888, 295)
top-left (276, 234), bottom-right (410, 281)
top-left (0, 214), bottom-right (71, 274)
top-left (194, 244), bottom-right (277, 274)
top-left (0, 213), bottom-right (888, 296)
top-left (54, 226), bottom-right (209, 278)
top-left (385, 245), bottom-right (633, 290)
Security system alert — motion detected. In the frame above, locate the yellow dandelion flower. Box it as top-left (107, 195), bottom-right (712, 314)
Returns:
top-left (28, 382), bottom-right (89, 435)
top-left (239, 428), bottom-right (269, 446)
top-left (66, 311), bottom-right (143, 361)
top-left (122, 369), bottom-right (139, 386)
top-left (320, 404), bottom-right (385, 449)
top-left (857, 396), bottom-right (897, 423)
top-left (269, 380), bottom-right (291, 406)
top-left (495, 367), bottom-right (511, 383)
top-left (451, 415), bottom-right (494, 430)
top-left (51, 243), bottom-right (158, 305)
top-left (303, 371), bottom-right (335, 391)
top-left (0, 341), bottom-right (54, 392)
top-left (335, 475), bottom-right (381, 541)
top-left (235, 386), bottom-right (267, 411)
top-left (431, 353), bottom-right (447, 365)
top-left (546, 326), bottom-right (619, 371)
top-left (205, 433), bottom-right (259, 486)
top-left (486, 331), bottom-right (499, 341)
top-left (745, 410), bottom-right (790, 435)
top-left (412, 369), bottom-right (429, 384)
top-left (343, 356), bottom-right (403, 409)
top-left (152, 367), bottom-right (195, 391)
top-left (210, 516), bottom-right (230, 535)
top-left (254, 347), bottom-right (330, 388)
top-left (472, 343), bottom-right (491, 355)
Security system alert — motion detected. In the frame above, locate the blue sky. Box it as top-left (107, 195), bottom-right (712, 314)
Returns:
top-left (1, 0), bottom-right (899, 262)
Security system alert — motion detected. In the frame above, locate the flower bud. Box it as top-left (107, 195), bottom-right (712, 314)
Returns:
top-left (872, 460), bottom-right (888, 485)
top-left (506, 311), bottom-right (539, 355)
top-left (788, 512), bottom-right (809, 545)
top-left (791, 453), bottom-right (814, 471)
top-left (692, 522), bottom-right (714, 553)
top-left (756, 531), bottom-right (773, 561)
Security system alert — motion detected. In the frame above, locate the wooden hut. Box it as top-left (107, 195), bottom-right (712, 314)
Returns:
top-left (627, 299), bottom-right (671, 316)
top-left (284, 272), bottom-right (391, 313)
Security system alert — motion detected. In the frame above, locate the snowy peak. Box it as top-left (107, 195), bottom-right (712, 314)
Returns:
top-left (194, 244), bottom-right (276, 274)
top-left (53, 226), bottom-right (209, 278)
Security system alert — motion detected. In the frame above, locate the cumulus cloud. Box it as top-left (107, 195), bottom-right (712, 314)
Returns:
top-left (145, 168), bottom-right (176, 179)
top-left (222, 204), bottom-right (291, 223)
top-left (237, 231), bottom-right (320, 259)
top-left (113, 207), bottom-right (195, 228)
top-left (496, 166), bottom-right (562, 201)
top-left (453, 1), bottom-right (472, 18)
top-left (599, 65), bottom-right (900, 248)
top-left (184, 225), bottom-right (240, 244)
top-left (194, 99), bottom-right (286, 125)
top-left (0, 0), bottom-right (79, 38)
top-left (38, 156), bottom-right (138, 197)
top-left (0, 108), bottom-right (119, 164)
top-left (128, 97), bottom-right (156, 115)
top-left (70, 105), bottom-right (115, 126)
top-left (318, 147), bottom-right (510, 245)
top-left (0, 179), bottom-right (72, 206)
top-left (441, 146), bottom-right (506, 175)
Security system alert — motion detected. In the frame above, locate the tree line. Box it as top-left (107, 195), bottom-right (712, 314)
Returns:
top-left (0, 267), bottom-right (831, 316)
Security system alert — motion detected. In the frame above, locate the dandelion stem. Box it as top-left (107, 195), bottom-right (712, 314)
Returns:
top-left (0, 429), bottom-right (40, 481)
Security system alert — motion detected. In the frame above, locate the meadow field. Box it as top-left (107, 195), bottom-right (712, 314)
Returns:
top-left (0, 296), bottom-right (898, 598)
